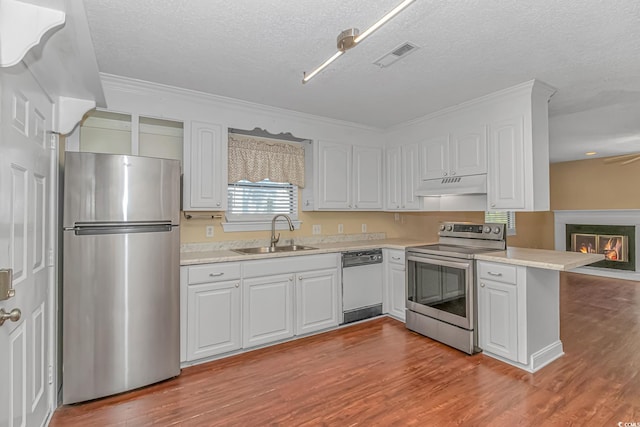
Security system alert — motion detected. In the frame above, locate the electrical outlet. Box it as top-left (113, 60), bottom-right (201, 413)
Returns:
top-left (361, 223), bottom-right (367, 233)
top-left (312, 224), bottom-right (321, 235)
top-left (205, 225), bottom-right (214, 238)
top-left (394, 213), bottom-right (400, 221)
top-left (338, 224), bottom-right (344, 234)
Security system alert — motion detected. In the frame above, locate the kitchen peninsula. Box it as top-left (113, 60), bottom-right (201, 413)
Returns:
top-left (475, 248), bottom-right (603, 372)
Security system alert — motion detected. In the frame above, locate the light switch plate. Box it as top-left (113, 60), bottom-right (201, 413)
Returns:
top-left (338, 224), bottom-right (344, 234)
top-left (312, 225), bottom-right (321, 235)
top-left (361, 224), bottom-right (367, 233)
top-left (205, 226), bottom-right (214, 238)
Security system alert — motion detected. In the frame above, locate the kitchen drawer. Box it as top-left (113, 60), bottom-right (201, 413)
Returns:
top-left (478, 261), bottom-right (517, 284)
top-left (188, 262), bottom-right (241, 285)
top-left (386, 249), bottom-right (405, 265)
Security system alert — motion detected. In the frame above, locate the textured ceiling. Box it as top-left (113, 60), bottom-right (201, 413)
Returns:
top-left (83, 0), bottom-right (640, 162)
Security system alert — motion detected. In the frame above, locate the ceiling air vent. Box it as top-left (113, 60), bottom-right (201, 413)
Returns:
top-left (373, 42), bottom-right (419, 68)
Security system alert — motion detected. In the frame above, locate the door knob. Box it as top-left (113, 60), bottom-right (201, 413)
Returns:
top-left (0, 308), bottom-right (21, 326)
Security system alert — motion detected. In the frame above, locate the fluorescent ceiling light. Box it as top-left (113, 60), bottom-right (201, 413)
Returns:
top-left (354, 0), bottom-right (415, 44)
top-left (303, 51), bottom-right (344, 83)
top-left (302, 0), bottom-right (415, 84)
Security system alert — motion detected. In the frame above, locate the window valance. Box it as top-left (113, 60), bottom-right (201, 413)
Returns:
top-left (228, 133), bottom-right (305, 188)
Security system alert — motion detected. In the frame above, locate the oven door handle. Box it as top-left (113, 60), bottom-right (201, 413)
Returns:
top-left (407, 255), bottom-right (470, 270)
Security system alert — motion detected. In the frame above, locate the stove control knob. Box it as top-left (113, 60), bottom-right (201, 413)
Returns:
top-left (483, 226), bottom-right (491, 233)
top-left (439, 225), bottom-right (445, 231)
top-left (493, 227), bottom-right (502, 234)
top-left (445, 225), bottom-right (453, 231)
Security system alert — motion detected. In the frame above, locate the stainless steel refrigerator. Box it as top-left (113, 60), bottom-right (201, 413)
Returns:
top-left (62, 152), bottom-right (181, 404)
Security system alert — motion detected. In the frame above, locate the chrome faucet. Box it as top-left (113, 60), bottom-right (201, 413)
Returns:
top-left (271, 214), bottom-right (294, 248)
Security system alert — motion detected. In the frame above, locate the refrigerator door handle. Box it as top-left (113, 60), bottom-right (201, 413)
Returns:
top-left (70, 223), bottom-right (174, 236)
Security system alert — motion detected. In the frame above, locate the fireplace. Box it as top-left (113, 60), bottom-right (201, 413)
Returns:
top-left (566, 224), bottom-right (635, 271)
top-left (555, 210), bottom-right (640, 280)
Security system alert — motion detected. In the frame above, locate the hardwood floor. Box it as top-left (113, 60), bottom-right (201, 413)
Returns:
top-left (51, 272), bottom-right (640, 426)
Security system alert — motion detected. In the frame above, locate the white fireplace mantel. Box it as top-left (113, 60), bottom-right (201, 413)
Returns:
top-left (554, 210), bottom-right (640, 280)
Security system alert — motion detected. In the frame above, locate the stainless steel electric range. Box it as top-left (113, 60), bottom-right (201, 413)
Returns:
top-left (405, 222), bottom-right (507, 354)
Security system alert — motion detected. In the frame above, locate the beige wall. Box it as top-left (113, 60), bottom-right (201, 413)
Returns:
top-left (550, 157), bottom-right (640, 210)
top-left (181, 202), bottom-right (556, 248)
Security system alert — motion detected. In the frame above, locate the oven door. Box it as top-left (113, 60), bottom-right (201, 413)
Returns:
top-left (406, 252), bottom-right (474, 330)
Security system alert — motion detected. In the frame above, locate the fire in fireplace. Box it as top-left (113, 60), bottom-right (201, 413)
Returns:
top-left (566, 225), bottom-right (635, 271)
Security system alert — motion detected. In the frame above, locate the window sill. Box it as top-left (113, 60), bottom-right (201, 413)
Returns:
top-left (221, 220), bottom-right (302, 233)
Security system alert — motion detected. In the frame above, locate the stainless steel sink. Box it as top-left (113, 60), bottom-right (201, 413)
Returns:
top-left (233, 245), bottom-right (317, 255)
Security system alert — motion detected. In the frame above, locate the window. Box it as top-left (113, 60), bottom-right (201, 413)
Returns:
top-left (222, 179), bottom-right (299, 232)
top-left (485, 211), bottom-right (516, 236)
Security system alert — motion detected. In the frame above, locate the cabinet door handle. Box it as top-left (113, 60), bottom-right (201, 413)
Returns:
top-left (451, 171), bottom-right (456, 176)
top-left (216, 202), bottom-right (221, 207)
top-left (392, 256), bottom-right (401, 261)
top-left (490, 203), bottom-right (496, 208)
top-left (235, 283), bottom-right (239, 288)
top-left (209, 272), bottom-right (224, 277)
top-left (487, 271), bottom-right (503, 277)
top-left (298, 276), bottom-right (303, 280)
top-left (443, 172), bottom-right (448, 177)
top-left (480, 283), bottom-right (485, 287)
top-left (289, 276), bottom-right (293, 282)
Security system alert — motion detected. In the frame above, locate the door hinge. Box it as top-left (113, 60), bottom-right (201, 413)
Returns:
top-left (48, 365), bottom-right (53, 384)
top-left (47, 248), bottom-right (54, 267)
top-left (49, 134), bottom-right (57, 150)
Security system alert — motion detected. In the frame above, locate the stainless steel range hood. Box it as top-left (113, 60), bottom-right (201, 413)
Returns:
top-left (415, 174), bottom-right (487, 196)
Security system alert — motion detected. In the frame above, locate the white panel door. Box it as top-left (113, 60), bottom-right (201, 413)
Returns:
top-left (243, 274), bottom-right (294, 348)
top-left (388, 263), bottom-right (406, 321)
top-left (296, 269), bottom-right (339, 335)
top-left (0, 64), bottom-right (53, 427)
top-left (419, 135), bottom-right (449, 180)
top-left (478, 279), bottom-right (518, 361)
top-left (187, 280), bottom-right (241, 361)
top-left (401, 143), bottom-right (420, 210)
top-left (385, 146), bottom-right (401, 210)
top-left (186, 121), bottom-right (227, 210)
top-left (488, 117), bottom-right (526, 210)
top-left (450, 125), bottom-right (487, 177)
top-left (317, 141), bottom-right (351, 209)
top-left (352, 145), bottom-right (383, 210)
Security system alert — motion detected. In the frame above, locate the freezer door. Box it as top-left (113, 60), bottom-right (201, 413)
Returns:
top-left (63, 152), bottom-right (181, 226)
top-left (62, 227), bottom-right (180, 404)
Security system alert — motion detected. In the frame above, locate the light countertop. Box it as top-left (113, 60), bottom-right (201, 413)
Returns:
top-left (475, 247), bottom-right (605, 271)
top-left (180, 238), bottom-right (433, 266)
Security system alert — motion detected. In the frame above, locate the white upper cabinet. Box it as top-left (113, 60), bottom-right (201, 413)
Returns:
top-left (385, 142), bottom-right (421, 210)
top-left (419, 125), bottom-right (486, 181)
top-left (487, 81), bottom-right (556, 211)
top-left (317, 141), bottom-right (352, 209)
top-left (353, 145), bottom-right (384, 209)
top-left (386, 79), bottom-right (555, 212)
top-left (420, 135), bottom-right (450, 180)
top-left (316, 140), bottom-right (383, 210)
top-left (488, 116), bottom-right (526, 210)
top-left (450, 125), bottom-right (487, 177)
top-left (184, 120), bottom-right (228, 211)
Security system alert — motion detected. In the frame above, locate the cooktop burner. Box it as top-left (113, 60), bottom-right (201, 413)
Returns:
top-left (407, 222), bottom-right (508, 259)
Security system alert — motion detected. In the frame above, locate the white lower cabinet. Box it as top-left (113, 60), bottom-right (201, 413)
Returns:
top-left (183, 262), bottom-right (242, 362)
top-left (384, 249), bottom-right (406, 321)
top-left (477, 260), bottom-right (563, 372)
top-left (242, 253), bottom-right (340, 349)
top-left (187, 280), bottom-right (241, 360)
top-left (243, 274), bottom-right (295, 348)
top-left (296, 269), bottom-right (339, 335)
top-left (478, 278), bottom-right (518, 361)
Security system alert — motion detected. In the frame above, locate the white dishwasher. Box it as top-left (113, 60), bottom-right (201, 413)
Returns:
top-left (342, 249), bottom-right (384, 324)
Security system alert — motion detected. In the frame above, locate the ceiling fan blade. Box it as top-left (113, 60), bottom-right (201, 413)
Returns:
top-left (620, 156), bottom-right (640, 165)
top-left (602, 153), bottom-right (640, 163)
